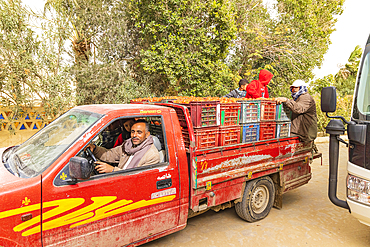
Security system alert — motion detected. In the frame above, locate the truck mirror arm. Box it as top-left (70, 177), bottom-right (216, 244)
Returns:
top-left (326, 119), bottom-right (350, 210)
top-left (336, 136), bottom-right (348, 147)
top-left (326, 112), bottom-right (350, 125)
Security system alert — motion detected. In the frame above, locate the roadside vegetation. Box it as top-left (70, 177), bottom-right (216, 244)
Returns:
top-left (0, 0), bottom-right (358, 132)
top-left (313, 46), bottom-right (361, 133)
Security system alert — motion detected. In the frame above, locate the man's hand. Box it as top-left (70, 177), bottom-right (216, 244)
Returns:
top-left (95, 161), bottom-right (114, 173)
top-left (276, 97), bottom-right (288, 105)
top-left (84, 143), bottom-right (96, 152)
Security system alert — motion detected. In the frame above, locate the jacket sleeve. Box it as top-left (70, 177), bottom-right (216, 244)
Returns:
top-left (93, 145), bottom-right (122, 163)
top-left (223, 89), bottom-right (237, 98)
top-left (284, 95), bottom-right (313, 114)
top-left (282, 104), bottom-right (292, 120)
top-left (264, 87), bottom-right (269, 98)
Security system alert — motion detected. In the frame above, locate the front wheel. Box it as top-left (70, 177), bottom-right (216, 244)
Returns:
top-left (235, 176), bottom-right (275, 222)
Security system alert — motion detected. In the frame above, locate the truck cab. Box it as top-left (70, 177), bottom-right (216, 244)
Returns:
top-left (0, 104), bottom-right (188, 246)
top-left (321, 35), bottom-right (370, 227)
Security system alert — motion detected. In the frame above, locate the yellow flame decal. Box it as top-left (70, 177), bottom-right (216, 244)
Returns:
top-left (71, 195), bottom-right (175, 228)
top-left (0, 195), bottom-right (176, 237)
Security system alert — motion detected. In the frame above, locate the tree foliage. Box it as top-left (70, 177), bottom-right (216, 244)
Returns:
top-left (312, 45), bottom-right (362, 96)
top-left (230, 0), bottom-right (344, 97)
top-left (44, 0), bottom-right (153, 105)
top-left (0, 0), bottom-right (73, 117)
top-left (311, 45), bottom-right (362, 133)
top-left (126, 0), bottom-right (238, 96)
top-left (1, 0), bottom-right (346, 108)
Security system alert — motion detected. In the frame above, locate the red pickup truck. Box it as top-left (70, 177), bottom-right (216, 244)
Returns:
top-left (0, 103), bottom-right (319, 246)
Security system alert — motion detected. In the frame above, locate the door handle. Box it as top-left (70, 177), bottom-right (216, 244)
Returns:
top-left (156, 178), bottom-right (172, 190)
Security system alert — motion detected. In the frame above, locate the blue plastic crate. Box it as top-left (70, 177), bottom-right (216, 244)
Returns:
top-left (241, 123), bottom-right (260, 143)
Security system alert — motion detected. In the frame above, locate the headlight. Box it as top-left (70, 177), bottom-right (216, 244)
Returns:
top-left (347, 175), bottom-right (370, 206)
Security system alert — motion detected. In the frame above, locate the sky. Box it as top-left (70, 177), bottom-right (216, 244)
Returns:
top-left (23, 0), bottom-right (370, 80)
top-left (312, 0), bottom-right (370, 79)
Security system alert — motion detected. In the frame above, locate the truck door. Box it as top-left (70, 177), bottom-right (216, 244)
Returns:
top-left (41, 115), bottom-right (180, 246)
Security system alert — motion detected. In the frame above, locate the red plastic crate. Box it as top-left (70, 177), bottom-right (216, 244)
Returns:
top-left (219, 125), bottom-right (240, 146)
top-left (220, 103), bottom-right (241, 126)
top-left (194, 126), bottom-right (219, 150)
top-left (259, 121), bottom-right (276, 140)
top-left (182, 126), bottom-right (219, 150)
top-left (182, 101), bottom-right (219, 128)
top-left (260, 100), bottom-right (276, 121)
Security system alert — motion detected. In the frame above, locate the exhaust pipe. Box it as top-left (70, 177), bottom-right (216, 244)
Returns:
top-left (326, 119), bottom-right (349, 210)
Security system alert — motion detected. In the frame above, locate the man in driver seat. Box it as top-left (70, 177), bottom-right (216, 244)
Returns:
top-left (87, 120), bottom-right (160, 173)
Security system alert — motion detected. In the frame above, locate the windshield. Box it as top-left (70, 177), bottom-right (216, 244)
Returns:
top-left (4, 109), bottom-right (103, 178)
top-left (355, 51), bottom-right (370, 118)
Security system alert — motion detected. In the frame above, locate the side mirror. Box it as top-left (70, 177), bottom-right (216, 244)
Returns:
top-left (69, 157), bottom-right (92, 180)
top-left (321, 87), bottom-right (337, 112)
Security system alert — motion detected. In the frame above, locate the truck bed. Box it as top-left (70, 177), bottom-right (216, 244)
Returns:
top-left (158, 102), bottom-right (315, 212)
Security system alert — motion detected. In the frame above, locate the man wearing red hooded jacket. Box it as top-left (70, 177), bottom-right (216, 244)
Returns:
top-left (245, 69), bottom-right (274, 98)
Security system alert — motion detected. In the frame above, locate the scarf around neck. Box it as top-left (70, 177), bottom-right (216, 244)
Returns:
top-left (235, 88), bottom-right (247, 97)
top-left (121, 135), bottom-right (153, 169)
top-left (291, 85), bottom-right (308, 101)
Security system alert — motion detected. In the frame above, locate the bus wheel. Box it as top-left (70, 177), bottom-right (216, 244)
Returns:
top-left (235, 176), bottom-right (275, 222)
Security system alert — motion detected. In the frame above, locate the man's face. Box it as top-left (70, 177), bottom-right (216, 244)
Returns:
top-left (131, 123), bottom-right (150, 146)
top-left (124, 119), bottom-right (134, 132)
top-left (240, 84), bottom-right (247, 91)
top-left (290, 86), bottom-right (300, 93)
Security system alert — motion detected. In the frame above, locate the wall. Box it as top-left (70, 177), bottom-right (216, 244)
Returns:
top-left (0, 107), bottom-right (53, 148)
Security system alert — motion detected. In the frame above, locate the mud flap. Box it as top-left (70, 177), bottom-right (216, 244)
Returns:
top-left (271, 172), bottom-right (283, 209)
top-left (234, 181), bottom-right (246, 204)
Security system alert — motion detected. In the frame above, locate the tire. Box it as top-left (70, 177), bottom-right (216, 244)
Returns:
top-left (235, 176), bottom-right (275, 222)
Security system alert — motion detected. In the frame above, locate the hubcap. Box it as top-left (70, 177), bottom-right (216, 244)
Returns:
top-left (251, 185), bottom-right (269, 214)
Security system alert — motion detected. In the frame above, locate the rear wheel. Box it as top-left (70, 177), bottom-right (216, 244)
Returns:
top-left (235, 176), bottom-right (275, 222)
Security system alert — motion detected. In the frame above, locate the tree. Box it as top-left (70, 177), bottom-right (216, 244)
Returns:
top-left (0, 0), bottom-right (73, 117)
top-left (229, 0), bottom-right (344, 97)
top-left (18, 0), bottom-right (345, 107)
top-left (333, 45), bottom-right (362, 96)
top-left (312, 45), bottom-right (362, 96)
top-left (125, 0), bottom-right (238, 97)
top-left (44, 0), bottom-right (153, 105)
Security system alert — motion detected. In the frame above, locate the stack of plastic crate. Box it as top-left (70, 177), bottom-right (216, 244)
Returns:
top-left (239, 100), bottom-right (260, 143)
top-left (259, 100), bottom-right (277, 140)
top-left (179, 101), bottom-right (220, 150)
top-left (275, 104), bottom-right (291, 138)
top-left (219, 102), bottom-right (241, 146)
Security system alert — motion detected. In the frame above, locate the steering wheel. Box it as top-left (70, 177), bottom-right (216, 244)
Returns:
top-left (85, 147), bottom-right (99, 175)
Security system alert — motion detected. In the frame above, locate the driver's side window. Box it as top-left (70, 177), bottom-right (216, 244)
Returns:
top-left (54, 116), bottom-right (167, 186)
top-left (87, 115), bottom-right (167, 173)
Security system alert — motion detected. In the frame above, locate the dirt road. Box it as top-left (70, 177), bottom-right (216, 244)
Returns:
top-left (145, 142), bottom-right (370, 247)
